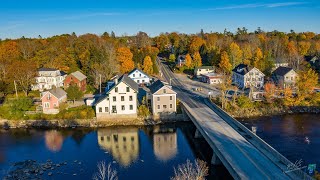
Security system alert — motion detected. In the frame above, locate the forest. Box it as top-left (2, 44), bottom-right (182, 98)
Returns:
top-left (1, 28), bottom-right (320, 98)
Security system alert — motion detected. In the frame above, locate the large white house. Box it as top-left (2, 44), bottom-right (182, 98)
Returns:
top-left (128, 68), bottom-right (151, 85)
top-left (32, 68), bottom-right (67, 91)
top-left (232, 64), bottom-right (265, 89)
top-left (94, 74), bottom-right (139, 119)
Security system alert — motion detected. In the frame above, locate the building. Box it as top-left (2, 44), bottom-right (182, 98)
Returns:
top-left (94, 74), bottom-right (138, 119)
top-left (149, 80), bottom-right (177, 115)
top-left (200, 72), bottom-right (223, 84)
top-left (127, 68), bottom-right (151, 85)
top-left (153, 126), bottom-right (177, 162)
top-left (32, 68), bottom-right (67, 91)
top-left (232, 64), bottom-right (265, 89)
top-left (272, 66), bottom-right (298, 89)
top-left (97, 128), bottom-right (139, 167)
top-left (64, 71), bottom-right (87, 92)
top-left (273, 59), bottom-right (289, 71)
top-left (194, 66), bottom-right (215, 78)
top-left (175, 55), bottom-right (186, 67)
top-left (41, 87), bottom-right (67, 114)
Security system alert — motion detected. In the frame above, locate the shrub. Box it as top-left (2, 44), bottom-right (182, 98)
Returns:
top-left (236, 95), bottom-right (253, 109)
top-left (138, 105), bottom-right (150, 118)
top-left (171, 159), bottom-right (208, 180)
top-left (0, 97), bottom-right (33, 120)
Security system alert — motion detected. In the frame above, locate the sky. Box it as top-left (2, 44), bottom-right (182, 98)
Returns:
top-left (0, 0), bottom-right (320, 39)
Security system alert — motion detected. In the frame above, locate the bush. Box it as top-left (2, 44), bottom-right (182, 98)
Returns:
top-left (172, 159), bottom-right (208, 180)
top-left (57, 105), bottom-right (95, 119)
top-left (236, 95), bottom-right (253, 108)
top-left (138, 105), bottom-right (150, 118)
top-left (0, 97), bottom-right (33, 120)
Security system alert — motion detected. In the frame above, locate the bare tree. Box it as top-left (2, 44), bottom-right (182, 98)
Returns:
top-left (171, 159), bottom-right (209, 180)
top-left (92, 161), bottom-right (118, 180)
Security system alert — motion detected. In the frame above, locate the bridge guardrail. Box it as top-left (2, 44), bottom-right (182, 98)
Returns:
top-left (205, 98), bottom-right (314, 180)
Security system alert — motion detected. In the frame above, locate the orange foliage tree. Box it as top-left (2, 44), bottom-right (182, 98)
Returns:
top-left (185, 54), bottom-right (192, 69)
top-left (116, 47), bottom-right (134, 73)
top-left (142, 56), bottom-right (153, 75)
top-left (219, 51), bottom-right (232, 74)
top-left (192, 51), bottom-right (202, 68)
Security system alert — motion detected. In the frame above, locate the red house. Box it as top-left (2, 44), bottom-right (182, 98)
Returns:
top-left (64, 71), bottom-right (87, 92)
top-left (41, 88), bottom-right (67, 114)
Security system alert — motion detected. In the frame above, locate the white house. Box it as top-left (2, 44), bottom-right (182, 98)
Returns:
top-left (232, 64), bottom-right (265, 89)
top-left (128, 68), bottom-right (151, 85)
top-left (94, 74), bottom-right (139, 119)
top-left (194, 66), bottom-right (215, 78)
top-left (200, 72), bottom-right (223, 85)
top-left (32, 68), bottom-right (67, 91)
top-left (272, 66), bottom-right (298, 89)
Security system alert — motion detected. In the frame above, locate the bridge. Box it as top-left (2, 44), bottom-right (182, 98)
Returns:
top-left (157, 59), bottom-right (312, 180)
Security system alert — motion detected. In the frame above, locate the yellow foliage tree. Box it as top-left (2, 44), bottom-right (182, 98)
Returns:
top-left (185, 54), bottom-right (192, 69)
top-left (296, 69), bottom-right (318, 100)
top-left (192, 51), bottom-right (202, 68)
top-left (228, 42), bottom-right (243, 68)
top-left (298, 41), bottom-right (311, 56)
top-left (142, 56), bottom-right (153, 75)
top-left (253, 47), bottom-right (263, 68)
top-left (116, 47), bottom-right (134, 73)
top-left (219, 51), bottom-right (232, 74)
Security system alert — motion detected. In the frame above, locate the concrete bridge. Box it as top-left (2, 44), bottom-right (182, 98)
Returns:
top-left (157, 59), bottom-right (312, 180)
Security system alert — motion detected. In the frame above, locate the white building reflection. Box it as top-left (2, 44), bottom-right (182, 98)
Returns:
top-left (97, 128), bottom-right (139, 167)
top-left (152, 125), bottom-right (177, 162)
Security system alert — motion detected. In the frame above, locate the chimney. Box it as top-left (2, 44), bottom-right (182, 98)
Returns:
top-left (113, 75), bottom-right (118, 84)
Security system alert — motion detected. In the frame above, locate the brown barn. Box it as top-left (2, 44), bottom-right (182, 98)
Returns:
top-left (64, 71), bottom-right (87, 92)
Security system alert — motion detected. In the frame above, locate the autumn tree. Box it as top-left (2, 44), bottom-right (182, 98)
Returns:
top-left (298, 41), bottom-right (311, 56)
top-left (192, 51), bottom-right (202, 68)
top-left (185, 54), bottom-right (192, 69)
top-left (219, 51), bottom-right (232, 74)
top-left (142, 56), bottom-right (153, 75)
top-left (66, 85), bottom-right (84, 103)
top-left (155, 34), bottom-right (169, 52)
top-left (169, 54), bottom-right (176, 62)
top-left (0, 41), bottom-right (21, 80)
top-left (189, 36), bottom-right (205, 53)
top-left (253, 47), bottom-right (264, 70)
top-left (296, 69), bottom-right (318, 101)
top-left (116, 47), bottom-right (134, 73)
top-left (228, 42), bottom-right (243, 68)
top-left (264, 82), bottom-right (276, 103)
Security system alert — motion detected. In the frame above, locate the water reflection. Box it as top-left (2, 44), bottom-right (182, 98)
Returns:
top-left (152, 125), bottom-right (177, 162)
top-left (97, 127), bottom-right (139, 167)
top-left (44, 130), bottom-right (64, 152)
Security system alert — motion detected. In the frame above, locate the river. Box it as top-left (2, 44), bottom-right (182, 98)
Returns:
top-left (0, 114), bottom-right (319, 179)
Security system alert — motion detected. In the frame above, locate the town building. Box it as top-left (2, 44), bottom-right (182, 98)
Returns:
top-left (200, 72), bottom-right (223, 84)
top-left (41, 87), bottom-right (67, 114)
top-left (94, 74), bottom-right (138, 119)
top-left (64, 71), bottom-right (87, 92)
top-left (232, 64), bottom-right (265, 89)
top-left (149, 80), bottom-right (177, 115)
top-left (32, 68), bottom-right (67, 91)
top-left (128, 68), bottom-right (151, 85)
top-left (194, 66), bottom-right (215, 78)
top-left (273, 59), bottom-right (289, 71)
top-left (175, 55), bottom-right (186, 67)
top-left (272, 66), bottom-right (298, 89)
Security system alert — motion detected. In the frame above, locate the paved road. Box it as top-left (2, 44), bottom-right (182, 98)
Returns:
top-left (158, 59), bottom-right (297, 180)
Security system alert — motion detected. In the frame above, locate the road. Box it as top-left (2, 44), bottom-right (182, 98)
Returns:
top-left (157, 58), bottom-right (298, 180)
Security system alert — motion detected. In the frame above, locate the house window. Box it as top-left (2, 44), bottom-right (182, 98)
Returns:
top-left (139, 74), bottom-right (141, 77)
top-left (99, 107), bottom-right (102, 112)
top-left (53, 103), bottom-right (57, 107)
top-left (142, 80), bottom-right (145, 83)
top-left (112, 106), bottom-right (117, 113)
top-left (44, 102), bottom-right (50, 108)
top-left (291, 77), bottom-right (293, 80)
top-left (163, 89), bottom-right (166, 93)
top-left (157, 105), bottom-right (160, 109)
top-left (126, 87), bottom-right (130, 92)
top-left (157, 97), bottom-right (160, 101)
top-left (113, 97), bottom-right (116, 102)
top-left (170, 96), bottom-right (172, 100)
top-left (133, 74), bottom-right (135, 77)
top-left (170, 104), bottom-right (173, 108)
top-left (47, 94), bottom-right (51, 100)
top-left (129, 96), bottom-right (133, 101)
top-left (130, 105), bottom-right (133, 110)
top-left (163, 105), bottom-right (167, 109)
top-left (121, 96), bottom-right (124, 101)
top-left (105, 107), bottom-right (109, 112)
top-left (137, 80), bottom-right (140, 83)
top-left (121, 105), bottom-right (125, 111)
top-left (115, 87), bottom-right (118, 92)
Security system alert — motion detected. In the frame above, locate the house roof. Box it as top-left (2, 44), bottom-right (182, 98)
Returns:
top-left (304, 56), bottom-right (318, 62)
top-left (149, 80), bottom-right (175, 94)
top-left (128, 68), bottom-right (150, 79)
top-left (70, 71), bottom-right (87, 81)
top-left (201, 72), bottom-right (222, 78)
top-left (39, 67), bottom-right (58, 71)
top-left (232, 64), bottom-right (253, 75)
top-left (272, 66), bottom-right (295, 76)
top-left (195, 66), bottom-right (215, 72)
top-left (41, 87), bottom-right (67, 100)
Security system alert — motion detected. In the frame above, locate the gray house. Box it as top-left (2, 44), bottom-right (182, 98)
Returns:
top-left (272, 66), bottom-right (298, 89)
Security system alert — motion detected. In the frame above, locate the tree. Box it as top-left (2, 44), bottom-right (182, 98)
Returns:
top-left (185, 54), bottom-right (192, 68)
top-left (0, 41), bottom-right (21, 80)
top-left (66, 85), bottom-right (84, 103)
top-left (172, 159), bottom-right (208, 180)
top-left (189, 36), bottom-right (205, 53)
top-left (264, 82), bottom-right (276, 103)
top-left (219, 51), bottom-right (232, 73)
top-left (253, 47), bottom-right (263, 69)
top-left (142, 56), bottom-right (153, 75)
top-left (116, 47), bottom-right (134, 73)
top-left (192, 51), bottom-right (202, 67)
top-left (296, 69), bottom-right (318, 100)
top-left (298, 41), bottom-right (311, 56)
top-left (169, 54), bottom-right (176, 62)
top-left (228, 42), bottom-right (243, 68)
top-left (93, 161), bottom-right (118, 180)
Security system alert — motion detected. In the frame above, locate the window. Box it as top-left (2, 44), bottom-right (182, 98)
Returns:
top-left (105, 107), bottom-right (109, 112)
top-left (53, 103), bottom-right (57, 107)
top-left (170, 104), bottom-right (173, 108)
top-left (47, 94), bottom-right (51, 100)
top-left (163, 105), bottom-right (167, 109)
top-left (99, 107), bottom-right (102, 112)
top-left (157, 97), bottom-right (160, 101)
top-left (115, 87), bottom-right (118, 92)
top-left (112, 106), bottom-right (117, 113)
top-left (121, 105), bottom-right (125, 111)
top-left (44, 102), bottom-right (50, 108)
top-left (130, 105), bottom-right (133, 110)
top-left (129, 96), bottom-right (133, 101)
top-left (163, 89), bottom-right (166, 93)
top-left (142, 80), bottom-right (145, 83)
top-left (137, 80), bottom-right (140, 83)
top-left (113, 96), bottom-right (116, 102)
top-left (170, 96), bottom-right (172, 100)
top-left (126, 87), bottom-right (130, 92)
top-left (157, 105), bottom-right (160, 109)
top-left (291, 77), bottom-right (293, 80)
top-left (123, 137), bottom-right (126, 142)
top-left (121, 96), bottom-right (124, 101)
top-left (133, 74), bottom-right (135, 77)
top-left (139, 73), bottom-right (141, 77)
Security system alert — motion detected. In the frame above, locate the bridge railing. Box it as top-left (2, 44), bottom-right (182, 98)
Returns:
top-left (205, 98), bottom-right (314, 180)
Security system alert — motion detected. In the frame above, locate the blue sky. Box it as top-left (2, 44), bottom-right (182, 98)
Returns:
top-left (0, 0), bottom-right (319, 39)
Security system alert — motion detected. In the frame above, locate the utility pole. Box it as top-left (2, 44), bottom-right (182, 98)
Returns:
top-left (14, 80), bottom-right (18, 98)
top-left (99, 74), bottom-right (102, 94)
